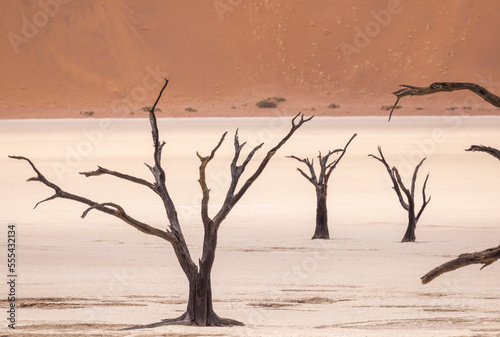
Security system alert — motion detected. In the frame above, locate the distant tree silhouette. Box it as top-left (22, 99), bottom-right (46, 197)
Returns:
top-left (385, 81), bottom-right (500, 281)
top-left (288, 134), bottom-right (357, 239)
top-left (369, 146), bottom-right (431, 242)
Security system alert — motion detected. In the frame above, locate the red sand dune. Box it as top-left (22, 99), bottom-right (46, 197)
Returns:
top-left (1, 0), bottom-right (500, 118)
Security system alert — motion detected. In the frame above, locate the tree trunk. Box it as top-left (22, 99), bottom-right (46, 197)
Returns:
top-left (163, 274), bottom-right (227, 326)
top-left (312, 190), bottom-right (329, 239)
top-left (401, 208), bottom-right (416, 242)
top-left (175, 229), bottom-right (241, 326)
top-left (183, 274), bottom-right (219, 325)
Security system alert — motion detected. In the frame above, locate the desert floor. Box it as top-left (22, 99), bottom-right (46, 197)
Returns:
top-left (2, 116), bottom-right (500, 336)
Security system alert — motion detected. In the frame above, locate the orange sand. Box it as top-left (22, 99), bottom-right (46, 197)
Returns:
top-left (1, 0), bottom-right (500, 118)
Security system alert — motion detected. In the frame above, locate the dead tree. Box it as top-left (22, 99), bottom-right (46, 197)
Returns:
top-left (369, 146), bottom-right (431, 242)
top-left (10, 79), bottom-right (313, 328)
top-left (384, 80), bottom-right (500, 279)
top-left (421, 144), bottom-right (500, 283)
top-left (288, 133), bottom-right (357, 239)
top-left (387, 82), bottom-right (500, 121)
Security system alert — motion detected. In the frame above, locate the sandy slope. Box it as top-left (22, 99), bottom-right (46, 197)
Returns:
top-left (2, 116), bottom-right (500, 336)
top-left (1, 1), bottom-right (500, 118)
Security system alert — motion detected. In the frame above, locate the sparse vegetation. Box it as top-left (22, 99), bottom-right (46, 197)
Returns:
top-left (141, 106), bottom-right (162, 112)
top-left (80, 110), bottom-right (94, 117)
top-left (256, 97), bottom-right (286, 109)
top-left (185, 107), bottom-right (197, 112)
top-left (381, 105), bottom-right (401, 111)
top-left (328, 103), bottom-right (340, 109)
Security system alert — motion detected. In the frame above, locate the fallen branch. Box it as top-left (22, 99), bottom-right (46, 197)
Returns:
top-left (388, 82), bottom-right (500, 121)
top-left (421, 245), bottom-right (500, 284)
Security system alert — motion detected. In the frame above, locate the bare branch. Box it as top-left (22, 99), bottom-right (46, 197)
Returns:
top-left (214, 113), bottom-right (314, 225)
top-left (9, 156), bottom-right (177, 243)
top-left (145, 79), bottom-right (188, 248)
top-left (416, 173), bottom-right (431, 222)
top-left (34, 194), bottom-right (58, 209)
top-left (197, 132), bottom-right (228, 225)
top-left (80, 166), bottom-right (156, 192)
top-left (220, 130), bottom-right (265, 208)
top-left (324, 133), bottom-right (357, 181)
top-left (387, 97), bottom-right (401, 122)
top-left (296, 167), bottom-right (317, 186)
top-left (233, 112), bottom-right (313, 200)
top-left (466, 145), bottom-right (500, 161)
top-left (410, 157), bottom-right (427, 198)
top-left (368, 147), bottom-right (408, 210)
top-left (287, 155), bottom-right (318, 186)
top-left (421, 245), bottom-right (500, 284)
top-left (388, 82), bottom-right (500, 121)
top-left (392, 166), bottom-right (412, 210)
top-left (81, 202), bottom-right (125, 218)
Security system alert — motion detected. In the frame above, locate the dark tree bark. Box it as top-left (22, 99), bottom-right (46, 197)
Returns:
top-left (466, 145), bottom-right (500, 161)
top-left (369, 146), bottom-right (431, 242)
top-left (421, 245), bottom-right (500, 284)
top-left (288, 133), bottom-right (357, 239)
top-left (387, 82), bottom-right (500, 121)
top-left (420, 143), bottom-right (500, 283)
top-left (10, 79), bottom-right (313, 329)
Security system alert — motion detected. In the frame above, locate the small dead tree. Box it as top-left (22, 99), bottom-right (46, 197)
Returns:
top-left (369, 146), bottom-right (431, 242)
top-left (10, 79), bottom-right (313, 328)
top-left (387, 82), bottom-right (500, 121)
top-left (421, 144), bottom-right (500, 283)
top-left (384, 81), bottom-right (500, 280)
top-left (288, 133), bottom-right (357, 239)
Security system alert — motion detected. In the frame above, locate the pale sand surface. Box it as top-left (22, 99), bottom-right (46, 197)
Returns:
top-left (2, 116), bottom-right (500, 336)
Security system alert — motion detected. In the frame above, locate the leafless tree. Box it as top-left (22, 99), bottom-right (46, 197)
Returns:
top-left (288, 134), bottom-right (357, 239)
top-left (10, 79), bottom-right (313, 328)
top-left (382, 81), bottom-right (500, 280)
top-left (421, 144), bottom-right (500, 283)
top-left (369, 146), bottom-right (431, 242)
top-left (387, 82), bottom-right (500, 121)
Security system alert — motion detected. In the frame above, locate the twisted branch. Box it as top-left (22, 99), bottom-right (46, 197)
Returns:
top-left (8, 155), bottom-right (177, 243)
top-left (421, 245), bottom-right (500, 284)
top-left (466, 145), bottom-right (500, 161)
top-left (80, 166), bottom-right (156, 192)
top-left (288, 133), bottom-right (357, 189)
top-left (212, 112), bottom-right (314, 225)
top-left (388, 82), bottom-right (500, 121)
top-left (369, 146), bottom-right (408, 210)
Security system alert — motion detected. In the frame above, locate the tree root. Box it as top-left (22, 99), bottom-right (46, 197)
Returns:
top-left (121, 311), bottom-right (244, 330)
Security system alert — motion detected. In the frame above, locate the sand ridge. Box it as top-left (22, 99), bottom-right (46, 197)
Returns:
top-left (1, 1), bottom-right (500, 118)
